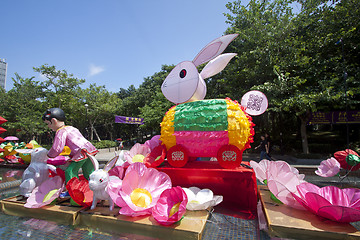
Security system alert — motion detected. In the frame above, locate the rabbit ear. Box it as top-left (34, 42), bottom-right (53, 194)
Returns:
top-left (192, 34), bottom-right (238, 67)
top-left (15, 149), bottom-right (35, 154)
top-left (104, 152), bottom-right (119, 172)
top-left (85, 152), bottom-right (99, 171)
top-left (200, 53), bottom-right (237, 79)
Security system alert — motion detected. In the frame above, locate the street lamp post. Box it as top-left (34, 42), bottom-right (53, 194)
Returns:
top-left (84, 103), bottom-right (89, 139)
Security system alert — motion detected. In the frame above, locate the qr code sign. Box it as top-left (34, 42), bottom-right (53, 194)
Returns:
top-left (247, 94), bottom-right (263, 112)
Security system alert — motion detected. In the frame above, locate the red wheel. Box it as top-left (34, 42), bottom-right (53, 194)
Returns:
top-left (217, 145), bottom-right (242, 169)
top-left (167, 145), bottom-right (189, 168)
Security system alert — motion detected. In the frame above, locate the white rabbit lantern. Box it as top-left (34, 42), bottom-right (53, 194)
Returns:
top-left (160, 34), bottom-right (263, 169)
top-left (16, 148), bottom-right (52, 198)
top-left (161, 34), bottom-right (238, 104)
top-left (87, 152), bottom-right (119, 211)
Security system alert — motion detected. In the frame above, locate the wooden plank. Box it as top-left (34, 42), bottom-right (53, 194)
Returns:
top-left (259, 185), bottom-right (360, 240)
top-left (1, 196), bottom-right (82, 225)
top-left (78, 205), bottom-right (210, 240)
top-left (1, 196), bottom-right (209, 239)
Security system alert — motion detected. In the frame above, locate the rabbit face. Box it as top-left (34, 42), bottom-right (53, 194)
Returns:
top-left (161, 61), bottom-right (206, 104)
top-left (31, 148), bottom-right (49, 163)
top-left (89, 170), bottom-right (109, 192)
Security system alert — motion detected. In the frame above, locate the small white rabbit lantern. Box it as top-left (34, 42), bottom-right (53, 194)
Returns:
top-left (86, 152), bottom-right (119, 211)
top-left (161, 34), bottom-right (238, 104)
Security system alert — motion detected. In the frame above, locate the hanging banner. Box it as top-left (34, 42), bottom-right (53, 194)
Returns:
top-left (307, 111), bottom-right (360, 125)
top-left (115, 116), bottom-right (144, 125)
top-left (333, 111), bottom-right (360, 124)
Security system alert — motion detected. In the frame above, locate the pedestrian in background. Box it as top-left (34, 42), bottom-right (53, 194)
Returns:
top-left (255, 135), bottom-right (271, 160)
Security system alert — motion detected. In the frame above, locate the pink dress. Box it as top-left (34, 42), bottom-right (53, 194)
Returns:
top-left (48, 126), bottom-right (98, 162)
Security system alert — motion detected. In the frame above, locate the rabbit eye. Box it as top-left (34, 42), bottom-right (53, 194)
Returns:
top-left (99, 178), bottom-right (103, 183)
top-left (179, 69), bottom-right (187, 78)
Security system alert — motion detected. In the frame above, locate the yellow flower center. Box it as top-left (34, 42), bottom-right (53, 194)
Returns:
top-left (132, 154), bottom-right (145, 163)
top-left (130, 188), bottom-right (152, 208)
top-left (43, 189), bottom-right (58, 202)
top-left (169, 202), bottom-right (181, 218)
top-left (189, 200), bottom-right (200, 204)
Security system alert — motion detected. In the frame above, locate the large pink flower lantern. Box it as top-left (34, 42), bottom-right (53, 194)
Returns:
top-left (292, 182), bottom-right (360, 222)
top-left (118, 162), bottom-right (172, 216)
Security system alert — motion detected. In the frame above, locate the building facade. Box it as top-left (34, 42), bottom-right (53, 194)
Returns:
top-left (0, 59), bottom-right (7, 89)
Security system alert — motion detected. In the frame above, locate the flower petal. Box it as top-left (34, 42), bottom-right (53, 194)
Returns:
top-left (195, 189), bottom-right (214, 204)
top-left (250, 160), bottom-right (267, 183)
top-left (119, 206), bottom-right (151, 217)
top-left (318, 205), bottom-right (360, 222)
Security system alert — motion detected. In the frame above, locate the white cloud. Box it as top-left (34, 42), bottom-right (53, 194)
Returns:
top-left (88, 63), bottom-right (105, 77)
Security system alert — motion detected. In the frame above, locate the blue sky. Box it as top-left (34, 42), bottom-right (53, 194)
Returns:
top-left (2, 0), bottom-right (244, 93)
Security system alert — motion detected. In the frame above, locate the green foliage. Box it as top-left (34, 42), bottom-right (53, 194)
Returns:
top-left (33, 64), bottom-right (85, 111)
top-left (222, 0), bottom-right (360, 153)
top-left (91, 140), bottom-right (117, 149)
top-left (2, 73), bottom-right (47, 141)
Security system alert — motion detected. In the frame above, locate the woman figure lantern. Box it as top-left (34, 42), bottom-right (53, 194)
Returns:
top-left (160, 34), bottom-right (266, 169)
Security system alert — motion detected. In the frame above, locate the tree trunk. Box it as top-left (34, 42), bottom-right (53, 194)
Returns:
top-left (94, 127), bottom-right (101, 141)
top-left (300, 116), bottom-right (309, 154)
top-left (90, 125), bottom-right (94, 141)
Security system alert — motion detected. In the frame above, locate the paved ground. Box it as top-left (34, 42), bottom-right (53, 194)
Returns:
top-left (95, 147), bottom-right (323, 166)
top-left (95, 147), bottom-right (360, 187)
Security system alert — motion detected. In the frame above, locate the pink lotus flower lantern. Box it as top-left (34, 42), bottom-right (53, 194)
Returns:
top-left (152, 186), bottom-right (188, 225)
top-left (292, 182), bottom-right (360, 222)
top-left (24, 176), bottom-right (64, 208)
top-left (117, 162), bottom-right (172, 216)
top-left (250, 160), bottom-right (305, 209)
top-left (267, 170), bottom-right (305, 209)
top-left (315, 157), bottom-right (340, 177)
top-left (123, 143), bottom-right (151, 165)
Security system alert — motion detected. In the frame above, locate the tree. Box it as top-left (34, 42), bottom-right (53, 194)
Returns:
top-left (3, 73), bottom-right (47, 141)
top-left (224, 0), bottom-right (360, 153)
top-left (79, 84), bottom-right (120, 141)
top-left (33, 64), bottom-right (85, 112)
